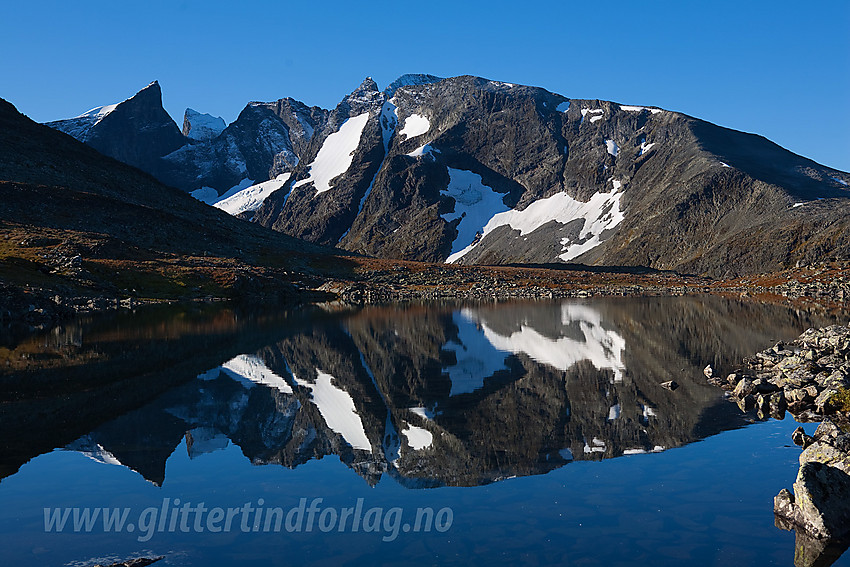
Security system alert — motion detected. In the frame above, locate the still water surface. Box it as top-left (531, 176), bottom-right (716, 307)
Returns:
top-left (0, 296), bottom-right (848, 566)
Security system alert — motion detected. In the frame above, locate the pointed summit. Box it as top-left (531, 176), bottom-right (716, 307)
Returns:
top-left (47, 81), bottom-right (186, 174)
top-left (354, 77), bottom-right (380, 95)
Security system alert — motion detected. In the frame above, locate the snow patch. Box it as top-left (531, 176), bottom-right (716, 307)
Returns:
top-left (293, 370), bottom-right (372, 451)
top-left (77, 103), bottom-right (119, 124)
top-left (214, 173), bottom-right (291, 216)
top-left (407, 143), bottom-right (440, 158)
top-left (186, 427), bottom-right (230, 458)
top-left (559, 182), bottom-right (625, 261)
top-left (620, 105), bottom-right (663, 115)
top-left (581, 108), bottom-right (604, 124)
top-left (401, 422), bottom-right (433, 450)
top-left (218, 354), bottom-right (293, 394)
top-left (607, 403), bottom-right (621, 421)
top-left (398, 113), bottom-right (430, 140)
top-left (409, 407), bottom-right (436, 420)
top-left (623, 448), bottom-right (647, 455)
top-left (184, 108), bottom-right (226, 141)
top-left (832, 176), bottom-right (849, 186)
top-left (441, 168), bottom-right (510, 262)
top-left (792, 202), bottom-right (806, 208)
top-left (605, 139), bottom-right (619, 157)
top-left (559, 448), bottom-right (574, 461)
top-left (639, 141), bottom-right (655, 155)
top-left (293, 112), bottom-right (370, 194)
top-left (556, 101), bottom-right (571, 112)
top-left (584, 437), bottom-right (606, 453)
top-left (446, 181), bottom-right (626, 264)
top-left (380, 101), bottom-right (398, 151)
top-left (720, 162), bottom-right (732, 168)
top-left (66, 436), bottom-right (124, 467)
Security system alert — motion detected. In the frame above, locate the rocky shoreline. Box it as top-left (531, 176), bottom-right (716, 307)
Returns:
top-left (715, 325), bottom-right (850, 564)
top-left (714, 326), bottom-right (850, 422)
top-left (5, 264), bottom-right (850, 341)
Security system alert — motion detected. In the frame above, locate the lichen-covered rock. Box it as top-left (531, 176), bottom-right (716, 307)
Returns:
top-left (788, 462), bottom-right (850, 540)
top-left (800, 442), bottom-right (850, 473)
top-left (815, 389), bottom-right (838, 414)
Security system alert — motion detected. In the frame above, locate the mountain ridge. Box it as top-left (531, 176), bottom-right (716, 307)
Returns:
top-left (42, 75), bottom-right (850, 277)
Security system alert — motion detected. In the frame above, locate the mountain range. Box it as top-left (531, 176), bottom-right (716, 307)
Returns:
top-left (46, 75), bottom-right (850, 278)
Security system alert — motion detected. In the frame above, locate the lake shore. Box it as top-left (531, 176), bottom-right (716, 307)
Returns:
top-left (3, 259), bottom-right (850, 339)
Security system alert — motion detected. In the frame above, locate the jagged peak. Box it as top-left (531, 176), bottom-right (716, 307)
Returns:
top-left (353, 77), bottom-right (380, 96)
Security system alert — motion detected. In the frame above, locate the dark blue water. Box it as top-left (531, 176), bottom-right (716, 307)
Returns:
top-left (0, 297), bottom-right (847, 566)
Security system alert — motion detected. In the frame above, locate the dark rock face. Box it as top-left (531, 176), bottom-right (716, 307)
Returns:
top-left (160, 103), bottom-right (298, 194)
top-left (47, 81), bottom-right (187, 176)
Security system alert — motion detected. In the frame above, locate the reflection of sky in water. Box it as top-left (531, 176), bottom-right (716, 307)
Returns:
top-left (3, 416), bottom-right (827, 567)
top-left (3, 298), bottom-right (847, 566)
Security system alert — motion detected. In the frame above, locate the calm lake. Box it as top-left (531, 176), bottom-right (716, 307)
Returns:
top-left (1, 296), bottom-right (848, 566)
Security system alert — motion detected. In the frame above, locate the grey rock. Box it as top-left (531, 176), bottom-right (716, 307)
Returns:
top-left (800, 441), bottom-right (850, 473)
top-left (815, 389), bottom-right (839, 414)
top-left (789, 462), bottom-right (850, 539)
top-left (814, 420), bottom-right (843, 443)
top-left (733, 377), bottom-right (755, 399)
top-left (792, 426), bottom-right (814, 448)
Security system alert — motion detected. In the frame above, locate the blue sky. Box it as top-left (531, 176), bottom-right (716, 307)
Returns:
top-left (2, 0), bottom-right (848, 171)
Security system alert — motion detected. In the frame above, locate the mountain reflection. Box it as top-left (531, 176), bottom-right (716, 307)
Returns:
top-left (1, 297), bottom-right (844, 487)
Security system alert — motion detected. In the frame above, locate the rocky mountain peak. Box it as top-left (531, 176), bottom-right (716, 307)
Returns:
top-left (383, 74), bottom-right (444, 97)
top-left (355, 77), bottom-right (379, 95)
top-left (47, 80), bottom-right (186, 175)
top-left (182, 108), bottom-right (226, 141)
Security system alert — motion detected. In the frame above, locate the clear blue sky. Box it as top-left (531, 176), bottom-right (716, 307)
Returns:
top-left (2, 0), bottom-right (848, 171)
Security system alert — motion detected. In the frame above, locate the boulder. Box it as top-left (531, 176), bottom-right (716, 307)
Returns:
top-left (733, 377), bottom-right (755, 399)
top-left (791, 426), bottom-right (814, 449)
top-left (775, 462), bottom-right (850, 540)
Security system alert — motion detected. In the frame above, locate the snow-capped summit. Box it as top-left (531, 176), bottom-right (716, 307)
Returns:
top-left (182, 108), bottom-right (226, 141)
